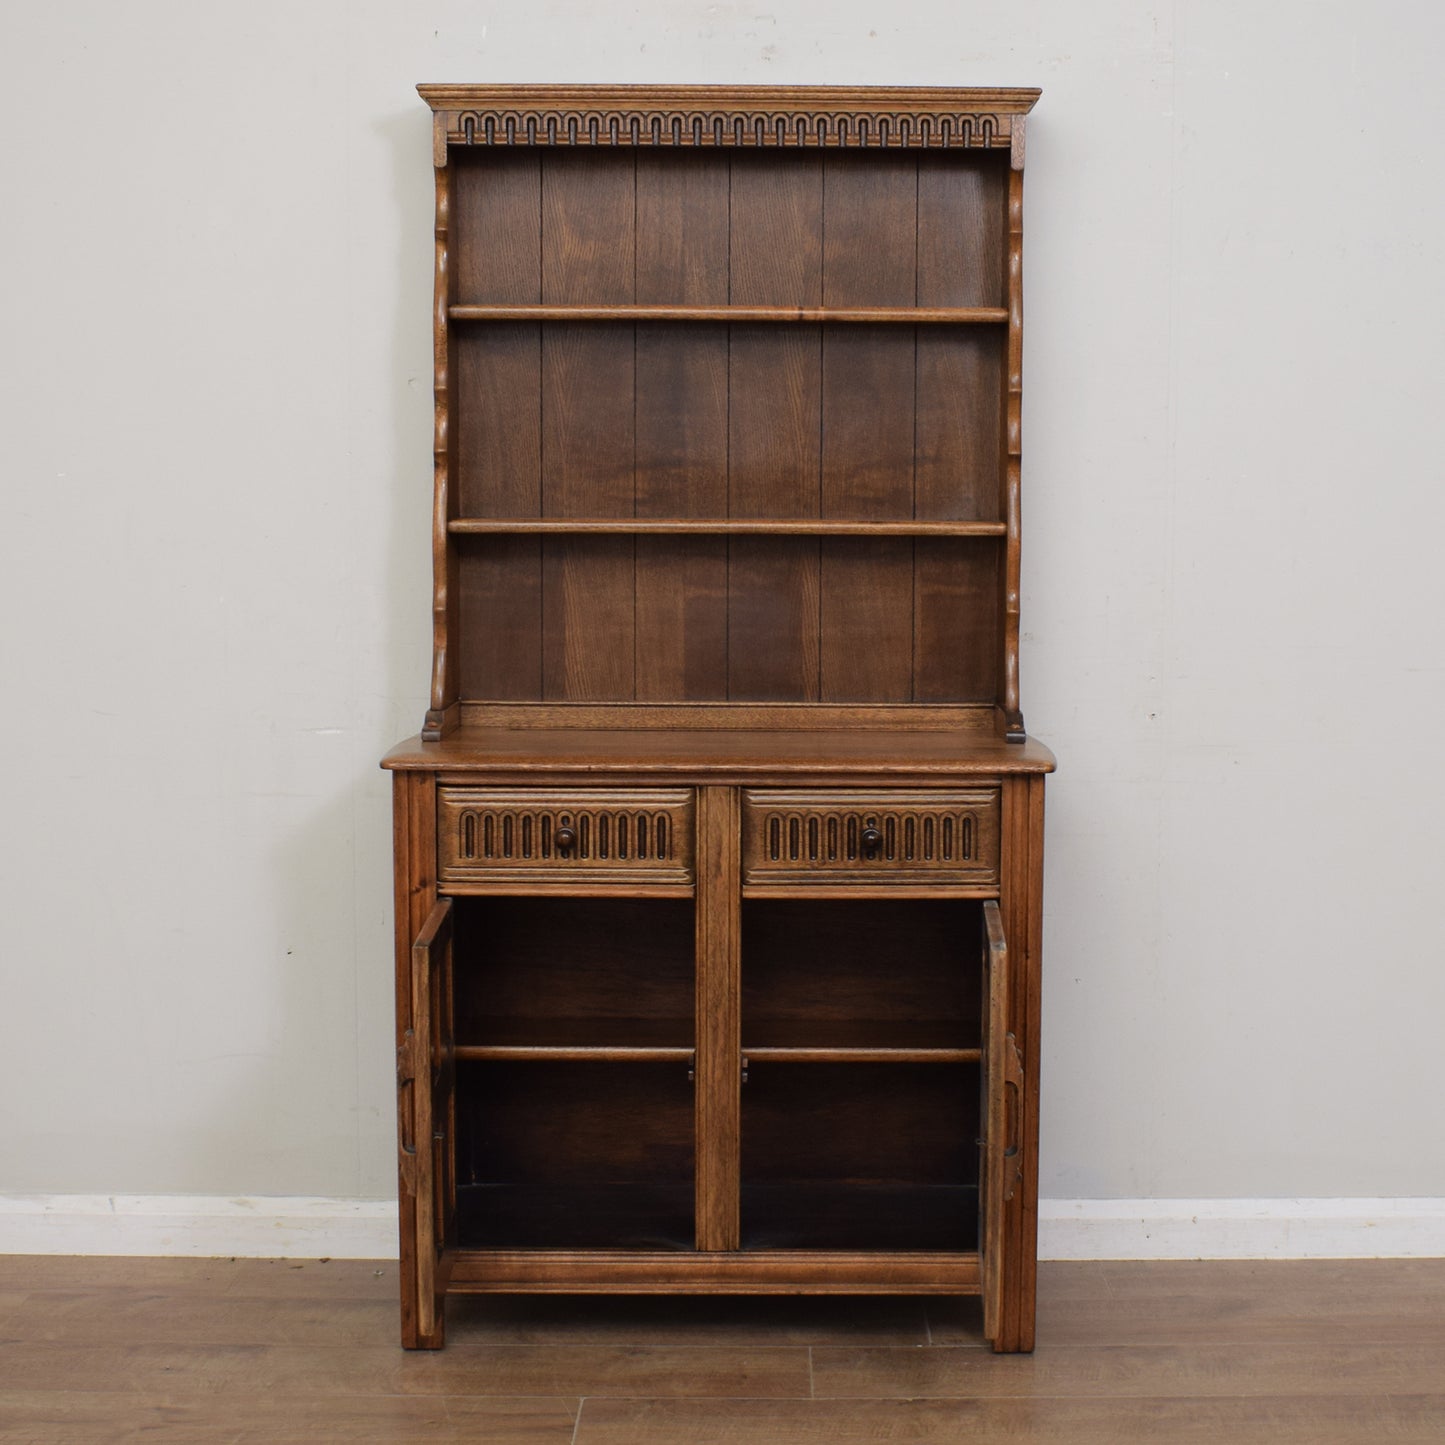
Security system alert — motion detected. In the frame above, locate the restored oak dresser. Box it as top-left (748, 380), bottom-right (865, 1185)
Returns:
top-left (383, 83), bottom-right (1051, 1353)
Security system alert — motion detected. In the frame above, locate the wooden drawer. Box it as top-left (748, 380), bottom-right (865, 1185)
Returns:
top-left (741, 788), bottom-right (1000, 890)
top-left (438, 787), bottom-right (695, 889)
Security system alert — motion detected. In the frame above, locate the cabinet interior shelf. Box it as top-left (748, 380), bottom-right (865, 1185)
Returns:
top-left (744, 1046), bottom-right (980, 1064)
top-left (455, 1043), bottom-right (694, 1063)
top-left (449, 518), bottom-right (1007, 537)
top-left (448, 303), bottom-right (1010, 325)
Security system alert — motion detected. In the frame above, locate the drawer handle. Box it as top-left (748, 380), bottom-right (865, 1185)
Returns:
top-left (554, 825), bottom-right (578, 855)
top-left (860, 826), bottom-right (883, 857)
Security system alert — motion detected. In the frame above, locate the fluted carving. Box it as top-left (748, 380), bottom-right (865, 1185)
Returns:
top-left (447, 107), bottom-right (1009, 150)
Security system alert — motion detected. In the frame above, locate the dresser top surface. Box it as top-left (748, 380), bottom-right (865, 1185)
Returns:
top-left (382, 727), bottom-right (1055, 777)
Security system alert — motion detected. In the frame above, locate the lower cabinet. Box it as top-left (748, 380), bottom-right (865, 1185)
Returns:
top-left (394, 777), bottom-right (1041, 1352)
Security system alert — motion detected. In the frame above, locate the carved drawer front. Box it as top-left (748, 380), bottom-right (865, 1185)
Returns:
top-left (437, 787), bottom-right (694, 888)
top-left (742, 788), bottom-right (1000, 889)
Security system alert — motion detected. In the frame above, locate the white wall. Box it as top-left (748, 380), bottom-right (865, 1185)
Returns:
top-left (1, 0), bottom-right (1442, 1207)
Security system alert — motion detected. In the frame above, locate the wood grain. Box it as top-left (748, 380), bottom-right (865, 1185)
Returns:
top-left (10, 1258), bottom-right (1443, 1443)
top-left (694, 785), bottom-right (741, 1250)
top-left (573, 1394), bottom-right (1445, 1445)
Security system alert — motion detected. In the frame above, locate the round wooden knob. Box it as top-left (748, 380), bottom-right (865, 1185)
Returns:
top-left (860, 826), bottom-right (883, 856)
top-left (554, 826), bottom-right (578, 854)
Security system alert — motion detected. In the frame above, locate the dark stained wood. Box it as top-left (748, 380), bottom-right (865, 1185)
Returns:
top-left (397, 83), bottom-right (1050, 1352)
top-left (728, 150), bottom-right (824, 703)
top-left (540, 152), bottom-right (636, 702)
top-left (633, 154), bottom-right (731, 700)
top-left (454, 1061), bottom-right (694, 1252)
top-left (914, 331), bottom-right (1005, 521)
top-left (817, 152), bottom-right (918, 752)
top-left (450, 897), bottom-right (694, 1047)
top-left (914, 540), bottom-right (1000, 703)
top-left (917, 151), bottom-right (1008, 309)
top-left (742, 899), bottom-right (983, 1046)
top-left (451, 152), bottom-right (545, 707)
top-left (740, 1063), bottom-right (978, 1251)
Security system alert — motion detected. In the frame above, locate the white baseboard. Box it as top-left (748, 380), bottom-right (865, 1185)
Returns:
top-left (1, 1195), bottom-right (1442, 1260)
top-left (1038, 1197), bottom-right (1445, 1260)
top-left (0, 1195), bottom-right (398, 1259)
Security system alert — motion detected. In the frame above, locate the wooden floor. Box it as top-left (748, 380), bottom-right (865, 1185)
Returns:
top-left (2, 1258), bottom-right (1444, 1442)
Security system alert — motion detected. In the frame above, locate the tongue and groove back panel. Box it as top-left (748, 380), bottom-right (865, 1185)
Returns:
top-left (449, 145), bottom-right (1008, 707)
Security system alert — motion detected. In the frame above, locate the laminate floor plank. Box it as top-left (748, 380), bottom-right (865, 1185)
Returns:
top-left (0, 1390), bottom-right (579, 1445)
top-left (0, 1256), bottom-right (395, 1299)
top-left (4, 1257), bottom-right (1445, 1443)
top-left (929, 1259), bottom-right (1445, 1348)
top-left (0, 1290), bottom-right (395, 1347)
top-left (812, 1340), bottom-right (1445, 1399)
top-left (0, 1340), bottom-right (809, 1400)
top-left (572, 1393), bottom-right (1445, 1445)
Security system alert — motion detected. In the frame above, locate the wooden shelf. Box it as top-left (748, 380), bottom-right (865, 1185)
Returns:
top-left (457, 1044), bottom-right (694, 1063)
top-left (448, 303), bottom-right (1009, 324)
top-left (449, 518), bottom-right (1007, 537)
top-left (745, 1046), bottom-right (979, 1064)
top-left (456, 1016), bottom-right (694, 1063)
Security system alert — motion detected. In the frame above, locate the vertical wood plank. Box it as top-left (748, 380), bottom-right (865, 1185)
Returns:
top-left (451, 152), bottom-right (544, 703)
top-left (914, 541), bottom-right (999, 703)
top-left (821, 153), bottom-right (918, 307)
top-left (819, 328), bottom-right (915, 702)
top-left (728, 154), bottom-right (822, 701)
top-left (695, 786), bottom-right (741, 1252)
top-left (457, 537), bottom-right (543, 700)
top-left (635, 155), bottom-right (729, 700)
top-left (819, 157), bottom-right (916, 701)
top-left (917, 152), bottom-right (1007, 309)
top-left (540, 153), bottom-right (636, 700)
top-left (540, 151), bottom-right (635, 305)
top-left (915, 152), bottom-right (1010, 714)
top-left (541, 536), bottom-right (635, 701)
top-left (914, 331), bottom-right (1004, 522)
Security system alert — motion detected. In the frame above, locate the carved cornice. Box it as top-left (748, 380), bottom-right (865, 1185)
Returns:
top-left (418, 84), bottom-right (1039, 153)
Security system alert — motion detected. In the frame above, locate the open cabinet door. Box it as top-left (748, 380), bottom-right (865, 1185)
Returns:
top-left (401, 898), bottom-right (454, 1342)
top-left (980, 899), bottom-right (1024, 1343)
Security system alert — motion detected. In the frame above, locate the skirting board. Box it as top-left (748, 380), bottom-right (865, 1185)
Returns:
top-left (1, 1196), bottom-right (1443, 1260)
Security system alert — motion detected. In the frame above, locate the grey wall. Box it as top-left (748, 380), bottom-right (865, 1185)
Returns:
top-left (2, 0), bottom-right (1442, 1204)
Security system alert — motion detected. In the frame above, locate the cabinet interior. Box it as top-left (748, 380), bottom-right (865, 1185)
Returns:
top-left (447, 143), bottom-right (1012, 712)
